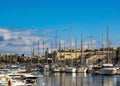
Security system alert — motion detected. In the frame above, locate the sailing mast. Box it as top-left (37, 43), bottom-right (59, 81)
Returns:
top-left (43, 33), bottom-right (45, 56)
top-left (107, 27), bottom-right (109, 63)
top-left (55, 30), bottom-right (58, 50)
top-left (55, 30), bottom-right (58, 64)
top-left (81, 29), bottom-right (84, 66)
top-left (64, 41), bottom-right (66, 65)
top-left (38, 40), bottom-right (39, 64)
top-left (43, 32), bottom-right (45, 65)
top-left (75, 37), bottom-right (77, 64)
top-left (51, 41), bottom-right (54, 65)
top-left (102, 32), bottom-right (104, 59)
top-left (70, 26), bottom-right (73, 66)
top-left (59, 40), bottom-right (61, 65)
top-left (31, 39), bottom-right (35, 65)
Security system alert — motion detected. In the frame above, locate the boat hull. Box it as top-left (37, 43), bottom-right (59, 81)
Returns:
top-left (65, 67), bottom-right (76, 73)
top-left (76, 67), bottom-right (87, 73)
top-left (98, 68), bottom-right (117, 75)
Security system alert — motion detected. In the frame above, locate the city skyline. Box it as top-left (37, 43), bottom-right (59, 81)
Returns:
top-left (0, 0), bottom-right (120, 55)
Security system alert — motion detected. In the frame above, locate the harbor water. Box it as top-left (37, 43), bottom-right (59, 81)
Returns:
top-left (37, 73), bottom-right (120, 86)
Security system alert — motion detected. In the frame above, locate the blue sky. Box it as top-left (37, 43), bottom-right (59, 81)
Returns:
top-left (0, 0), bottom-right (120, 55)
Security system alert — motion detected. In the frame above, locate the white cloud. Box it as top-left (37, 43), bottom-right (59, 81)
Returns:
top-left (0, 28), bottom-right (10, 40)
top-left (83, 39), bottom-right (97, 49)
top-left (0, 28), bottom-right (9, 33)
top-left (0, 28), bottom-right (53, 56)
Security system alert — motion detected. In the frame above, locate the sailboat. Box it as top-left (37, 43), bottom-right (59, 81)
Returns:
top-left (76, 30), bottom-right (87, 73)
top-left (98, 28), bottom-right (117, 75)
top-left (65, 27), bottom-right (76, 73)
top-left (59, 40), bottom-right (65, 73)
top-left (52, 34), bottom-right (65, 73)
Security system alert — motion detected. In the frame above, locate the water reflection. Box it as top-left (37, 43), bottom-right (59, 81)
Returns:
top-left (37, 73), bottom-right (120, 86)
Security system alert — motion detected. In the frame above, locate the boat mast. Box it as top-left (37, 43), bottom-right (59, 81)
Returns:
top-left (59, 40), bottom-right (62, 66)
top-left (75, 37), bottom-right (77, 64)
top-left (55, 30), bottom-right (58, 50)
top-left (43, 33), bottom-right (45, 56)
top-left (70, 26), bottom-right (73, 66)
top-left (102, 32), bottom-right (104, 59)
top-left (81, 29), bottom-right (84, 66)
top-left (31, 47), bottom-right (34, 65)
top-left (107, 27), bottom-right (109, 63)
top-left (38, 40), bottom-right (39, 64)
top-left (43, 32), bottom-right (45, 65)
top-left (51, 41), bottom-right (54, 64)
top-left (55, 30), bottom-right (58, 64)
top-left (31, 39), bottom-right (35, 65)
top-left (64, 40), bottom-right (66, 65)
top-left (64, 29), bottom-right (66, 65)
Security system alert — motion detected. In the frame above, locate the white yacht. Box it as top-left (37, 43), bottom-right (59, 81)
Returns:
top-left (0, 74), bottom-right (33, 86)
top-left (60, 66), bottom-right (65, 72)
top-left (65, 66), bottom-right (76, 73)
top-left (44, 64), bottom-right (50, 72)
top-left (76, 66), bottom-right (87, 73)
top-left (76, 30), bottom-right (87, 73)
top-left (98, 63), bottom-right (117, 75)
top-left (98, 29), bottom-right (117, 75)
top-left (52, 67), bottom-right (60, 72)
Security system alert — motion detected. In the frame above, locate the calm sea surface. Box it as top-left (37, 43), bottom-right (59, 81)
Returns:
top-left (37, 73), bottom-right (120, 86)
